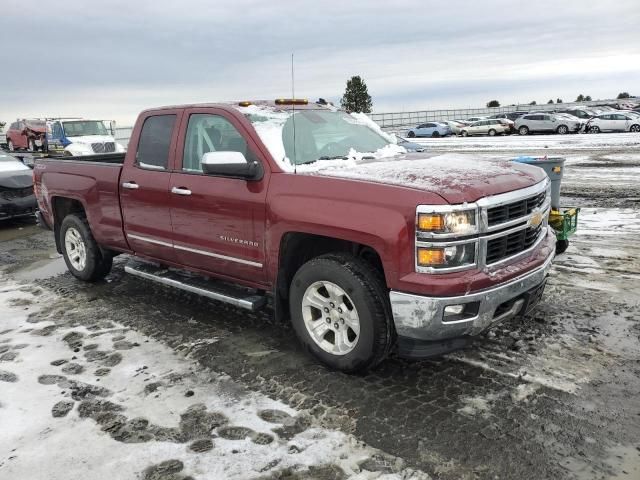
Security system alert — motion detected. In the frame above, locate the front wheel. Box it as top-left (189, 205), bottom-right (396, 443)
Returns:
top-left (7, 140), bottom-right (14, 151)
top-left (589, 126), bottom-right (600, 133)
top-left (461, 130), bottom-right (469, 137)
top-left (407, 131), bottom-right (416, 138)
top-left (488, 129), bottom-right (496, 136)
top-left (518, 126), bottom-right (529, 135)
top-left (289, 253), bottom-right (394, 372)
top-left (630, 124), bottom-right (640, 133)
top-left (60, 214), bottom-right (113, 282)
top-left (557, 125), bottom-right (568, 135)
top-left (29, 139), bottom-right (37, 151)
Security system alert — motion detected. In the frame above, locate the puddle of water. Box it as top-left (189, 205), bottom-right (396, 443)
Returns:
top-left (15, 256), bottom-right (67, 281)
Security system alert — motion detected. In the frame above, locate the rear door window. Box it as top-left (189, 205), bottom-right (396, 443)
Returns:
top-left (136, 115), bottom-right (177, 170)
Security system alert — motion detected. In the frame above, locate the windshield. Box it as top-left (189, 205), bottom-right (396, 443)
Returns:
top-left (62, 121), bottom-right (109, 137)
top-left (244, 108), bottom-right (391, 166)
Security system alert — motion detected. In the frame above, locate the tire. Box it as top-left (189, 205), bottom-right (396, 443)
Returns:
top-left (461, 130), bottom-right (469, 137)
top-left (289, 253), bottom-right (394, 373)
top-left (589, 126), bottom-right (600, 133)
top-left (431, 131), bottom-right (440, 138)
top-left (7, 140), bottom-right (14, 151)
top-left (557, 125), bottom-right (568, 135)
top-left (60, 214), bottom-right (113, 282)
top-left (555, 239), bottom-right (569, 255)
top-left (630, 124), bottom-right (640, 133)
top-left (407, 131), bottom-right (416, 138)
top-left (488, 129), bottom-right (496, 136)
top-left (29, 139), bottom-right (37, 151)
top-left (518, 126), bottom-right (529, 135)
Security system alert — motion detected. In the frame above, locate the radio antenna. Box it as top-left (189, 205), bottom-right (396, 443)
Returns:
top-left (291, 53), bottom-right (297, 174)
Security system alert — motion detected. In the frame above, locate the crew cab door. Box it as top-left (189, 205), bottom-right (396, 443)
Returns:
top-left (120, 110), bottom-right (182, 262)
top-left (169, 108), bottom-right (268, 284)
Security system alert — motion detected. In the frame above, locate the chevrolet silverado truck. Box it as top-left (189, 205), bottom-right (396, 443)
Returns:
top-left (33, 99), bottom-right (555, 372)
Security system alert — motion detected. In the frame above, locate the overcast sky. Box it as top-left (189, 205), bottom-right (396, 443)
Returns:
top-left (1, 0), bottom-right (639, 125)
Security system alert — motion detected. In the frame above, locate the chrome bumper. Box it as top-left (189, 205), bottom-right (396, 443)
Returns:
top-left (390, 231), bottom-right (555, 341)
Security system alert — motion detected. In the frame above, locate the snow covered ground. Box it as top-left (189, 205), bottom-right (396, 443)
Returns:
top-left (0, 278), bottom-right (429, 480)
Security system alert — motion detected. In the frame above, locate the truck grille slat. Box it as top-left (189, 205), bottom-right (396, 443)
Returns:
top-left (486, 225), bottom-right (542, 264)
top-left (487, 192), bottom-right (546, 227)
top-left (91, 142), bottom-right (116, 153)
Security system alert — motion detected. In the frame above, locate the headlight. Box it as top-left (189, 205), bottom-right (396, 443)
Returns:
top-left (416, 242), bottom-right (477, 270)
top-left (417, 209), bottom-right (477, 235)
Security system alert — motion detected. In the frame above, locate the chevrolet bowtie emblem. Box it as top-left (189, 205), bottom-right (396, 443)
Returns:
top-left (530, 211), bottom-right (544, 228)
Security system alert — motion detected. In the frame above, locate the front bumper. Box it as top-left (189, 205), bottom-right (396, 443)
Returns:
top-left (0, 194), bottom-right (37, 221)
top-left (390, 231), bottom-right (555, 347)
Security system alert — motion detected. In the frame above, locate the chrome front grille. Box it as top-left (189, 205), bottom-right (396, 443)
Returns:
top-left (91, 142), bottom-right (116, 153)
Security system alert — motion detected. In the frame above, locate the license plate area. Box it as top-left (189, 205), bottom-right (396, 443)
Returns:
top-left (521, 279), bottom-right (547, 315)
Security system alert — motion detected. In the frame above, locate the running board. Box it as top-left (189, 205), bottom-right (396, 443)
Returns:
top-left (124, 259), bottom-right (266, 311)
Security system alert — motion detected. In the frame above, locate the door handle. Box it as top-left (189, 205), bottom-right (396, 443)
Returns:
top-left (171, 187), bottom-right (192, 196)
top-left (122, 182), bottom-right (139, 189)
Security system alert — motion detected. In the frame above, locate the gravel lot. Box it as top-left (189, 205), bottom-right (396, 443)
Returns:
top-left (1, 133), bottom-right (639, 480)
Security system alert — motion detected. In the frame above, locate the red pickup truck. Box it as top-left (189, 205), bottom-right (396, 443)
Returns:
top-left (33, 100), bottom-right (555, 372)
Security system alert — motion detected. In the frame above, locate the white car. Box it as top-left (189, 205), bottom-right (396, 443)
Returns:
top-left (466, 116), bottom-right (487, 123)
top-left (440, 120), bottom-right (466, 135)
top-left (588, 112), bottom-right (640, 133)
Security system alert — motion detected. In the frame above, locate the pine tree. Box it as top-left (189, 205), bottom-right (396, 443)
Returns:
top-left (556, 98), bottom-right (563, 104)
top-left (617, 92), bottom-right (630, 99)
top-left (547, 99), bottom-right (554, 104)
top-left (486, 100), bottom-right (500, 108)
top-left (529, 101), bottom-right (537, 105)
top-left (340, 76), bottom-right (372, 113)
top-left (576, 94), bottom-right (585, 102)
top-left (585, 95), bottom-right (592, 101)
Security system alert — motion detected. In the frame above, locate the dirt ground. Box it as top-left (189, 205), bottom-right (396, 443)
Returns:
top-left (1, 134), bottom-right (639, 479)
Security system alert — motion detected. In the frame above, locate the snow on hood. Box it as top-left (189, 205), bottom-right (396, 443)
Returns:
top-left (65, 135), bottom-right (115, 144)
top-left (302, 153), bottom-right (547, 204)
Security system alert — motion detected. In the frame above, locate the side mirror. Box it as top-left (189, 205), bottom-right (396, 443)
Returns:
top-left (201, 151), bottom-right (262, 180)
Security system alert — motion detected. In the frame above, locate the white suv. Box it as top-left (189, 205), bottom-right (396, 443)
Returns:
top-left (587, 112), bottom-right (640, 133)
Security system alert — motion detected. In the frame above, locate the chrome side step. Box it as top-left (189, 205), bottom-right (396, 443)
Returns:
top-left (124, 259), bottom-right (266, 311)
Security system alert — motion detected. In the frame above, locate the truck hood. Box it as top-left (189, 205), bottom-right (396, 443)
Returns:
top-left (306, 153), bottom-right (547, 204)
top-left (65, 135), bottom-right (115, 145)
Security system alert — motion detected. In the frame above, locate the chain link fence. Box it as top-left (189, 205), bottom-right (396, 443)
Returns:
top-left (369, 98), bottom-right (637, 130)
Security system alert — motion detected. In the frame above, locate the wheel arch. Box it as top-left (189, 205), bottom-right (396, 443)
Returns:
top-left (51, 196), bottom-right (87, 253)
top-left (274, 231), bottom-right (387, 323)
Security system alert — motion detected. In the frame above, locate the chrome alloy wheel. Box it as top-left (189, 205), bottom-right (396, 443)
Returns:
top-left (64, 227), bottom-right (87, 271)
top-left (301, 281), bottom-right (360, 355)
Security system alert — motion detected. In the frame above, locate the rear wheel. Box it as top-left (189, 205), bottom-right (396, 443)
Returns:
top-left (557, 125), bottom-right (568, 135)
top-left (431, 131), bottom-right (440, 138)
top-left (461, 130), bottom-right (469, 137)
top-left (630, 124), bottom-right (640, 133)
top-left (60, 214), bottom-right (113, 282)
top-left (556, 239), bottom-right (569, 254)
top-left (407, 131), bottom-right (416, 138)
top-left (289, 253), bottom-right (394, 372)
top-left (488, 129), bottom-right (497, 136)
top-left (518, 126), bottom-right (529, 135)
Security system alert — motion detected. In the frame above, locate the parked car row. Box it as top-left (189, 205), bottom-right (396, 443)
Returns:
top-left (405, 101), bottom-right (640, 138)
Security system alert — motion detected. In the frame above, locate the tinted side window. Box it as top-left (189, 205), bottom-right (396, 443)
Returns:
top-left (136, 115), bottom-right (176, 170)
top-left (417, 124), bottom-right (427, 129)
top-left (425, 123), bottom-right (435, 128)
top-left (182, 114), bottom-right (254, 173)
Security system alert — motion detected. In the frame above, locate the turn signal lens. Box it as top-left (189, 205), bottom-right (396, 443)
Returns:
top-left (238, 101), bottom-right (253, 107)
top-left (552, 166), bottom-right (562, 173)
top-left (418, 214), bottom-right (444, 232)
top-left (417, 247), bottom-right (445, 266)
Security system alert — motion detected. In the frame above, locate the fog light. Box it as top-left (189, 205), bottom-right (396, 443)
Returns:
top-left (444, 305), bottom-right (465, 316)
